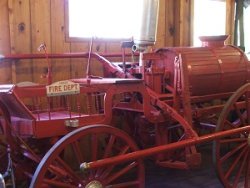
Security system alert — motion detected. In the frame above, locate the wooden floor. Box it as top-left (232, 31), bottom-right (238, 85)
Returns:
top-left (145, 143), bottom-right (224, 188)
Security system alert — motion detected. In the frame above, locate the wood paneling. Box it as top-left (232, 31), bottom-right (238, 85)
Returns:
top-left (174, 0), bottom-right (192, 47)
top-left (69, 43), bottom-right (89, 79)
top-left (179, 0), bottom-right (192, 46)
top-left (8, 0), bottom-right (32, 83)
top-left (0, 0), bottom-right (11, 83)
top-left (155, 0), bottom-right (192, 48)
top-left (155, 0), bottom-right (166, 48)
top-left (226, 0), bottom-right (235, 44)
top-left (51, 0), bottom-right (70, 81)
top-left (165, 0), bottom-right (175, 46)
top-left (30, 0), bottom-right (51, 84)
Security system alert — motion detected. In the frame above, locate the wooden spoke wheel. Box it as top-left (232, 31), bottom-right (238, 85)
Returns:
top-left (0, 120), bottom-right (8, 175)
top-left (213, 83), bottom-right (250, 188)
top-left (0, 103), bottom-right (11, 177)
top-left (30, 124), bottom-right (145, 188)
top-left (0, 103), bottom-right (16, 187)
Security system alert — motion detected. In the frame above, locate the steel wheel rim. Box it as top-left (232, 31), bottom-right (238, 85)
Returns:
top-left (213, 83), bottom-right (250, 188)
top-left (30, 124), bottom-right (145, 188)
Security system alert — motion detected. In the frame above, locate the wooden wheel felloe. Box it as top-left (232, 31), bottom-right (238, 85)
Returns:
top-left (0, 103), bottom-right (16, 187)
top-left (30, 124), bottom-right (145, 188)
top-left (0, 121), bottom-right (8, 176)
top-left (0, 102), bottom-right (12, 177)
top-left (0, 103), bottom-right (10, 176)
top-left (213, 83), bottom-right (250, 188)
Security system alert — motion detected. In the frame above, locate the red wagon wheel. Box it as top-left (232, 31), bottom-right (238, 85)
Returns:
top-left (0, 103), bottom-right (12, 177)
top-left (213, 83), bottom-right (250, 188)
top-left (30, 124), bottom-right (145, 188)
top-left (0, 102), bottom-right (16, 187)
top-left (0, 119), bottom-right (8, 175)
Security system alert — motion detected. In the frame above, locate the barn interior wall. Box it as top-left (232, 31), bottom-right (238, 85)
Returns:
top-left (0, 0), bottom-right (194, 84)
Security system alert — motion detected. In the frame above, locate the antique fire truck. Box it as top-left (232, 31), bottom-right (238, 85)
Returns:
top-left (1, 0), bottom-right (250, 187)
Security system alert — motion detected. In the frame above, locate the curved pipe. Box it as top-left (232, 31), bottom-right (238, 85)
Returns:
top-left (93, 53), bottom-right (134, 78)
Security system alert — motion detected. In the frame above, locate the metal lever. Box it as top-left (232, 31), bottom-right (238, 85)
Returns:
top-left (37, 43), bottom-right (52, 85)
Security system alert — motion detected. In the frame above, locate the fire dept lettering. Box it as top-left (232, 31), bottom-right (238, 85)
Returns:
top-left (46, 80), bottom-right (80, 96)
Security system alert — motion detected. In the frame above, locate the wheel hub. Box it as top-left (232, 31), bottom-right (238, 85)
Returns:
top-left (85, 180), bottom-right (103, 188)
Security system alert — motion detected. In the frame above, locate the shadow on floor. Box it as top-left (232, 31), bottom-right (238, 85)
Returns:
top-left (145, 143), bottom-right (224, 188)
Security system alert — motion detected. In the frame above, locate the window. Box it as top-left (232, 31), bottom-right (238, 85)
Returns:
top-left (192, 0), bottom-right (226, 46)
top-left (67, 0), bottom-right (144, 40)
top-left (234, 1), bottom-right (250, 59)
top-left (245, 6), bottom-right (250, 58)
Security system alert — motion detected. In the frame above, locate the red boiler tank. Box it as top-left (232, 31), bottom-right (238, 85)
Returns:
top-left (151, 35), bottom-right (250, 96)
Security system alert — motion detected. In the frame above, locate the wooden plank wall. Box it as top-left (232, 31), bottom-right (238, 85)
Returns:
top-left (226, 0), bottom-right (235, 44)
top-left (155, 0), bottom-right (191, 48)
top-left (8, 0), bottom-right (32, 82)
top-left (0, 0), bottom-right (11, 83)
top-left (0, 0), bottom-right (194, 84)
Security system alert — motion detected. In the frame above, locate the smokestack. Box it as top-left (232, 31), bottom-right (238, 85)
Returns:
top-left (199, 35), bottom-right (229, 47)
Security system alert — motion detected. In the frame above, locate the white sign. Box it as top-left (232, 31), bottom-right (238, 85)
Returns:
top-left (46, 80), bottom-right (80, 97)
